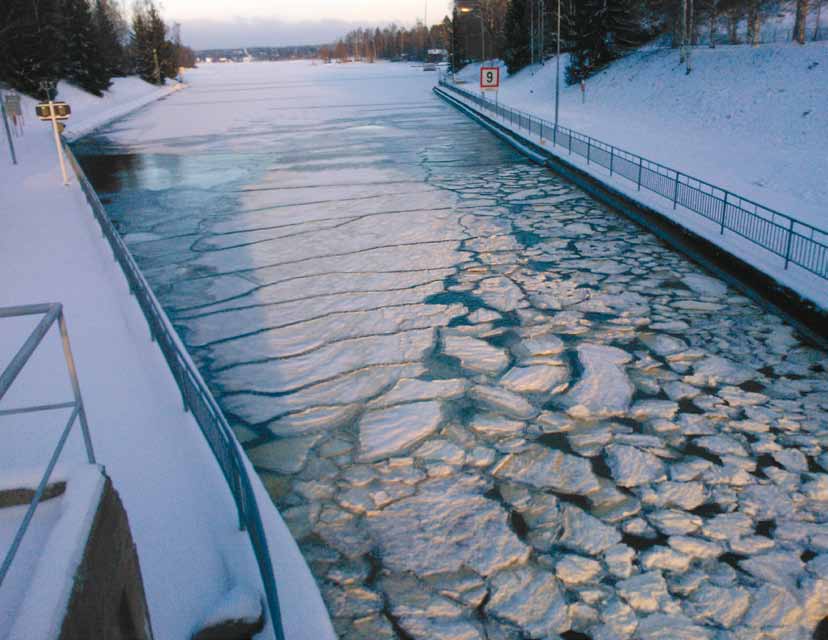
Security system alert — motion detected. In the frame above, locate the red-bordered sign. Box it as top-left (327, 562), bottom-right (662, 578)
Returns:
top-left (480, 66), bottom-right (500, 90)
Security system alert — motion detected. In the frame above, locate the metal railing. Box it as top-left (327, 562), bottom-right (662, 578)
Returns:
top-left (62, 145), bottom-right (286, 640)
top-left (437, 78), bottom-right (828, 283)
top-left (0, 303), bottom-right (95, 588)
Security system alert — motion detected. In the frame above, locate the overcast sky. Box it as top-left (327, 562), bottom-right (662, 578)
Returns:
top-left (163, 1), bottom-right (453, 50)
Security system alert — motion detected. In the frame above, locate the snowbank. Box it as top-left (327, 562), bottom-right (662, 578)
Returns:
top-left (474, 43), bottom-right (828, 230)
top-left (8, 76), bottom-right (182, 143)
top-left (8, 466), bottom-right (105, 640)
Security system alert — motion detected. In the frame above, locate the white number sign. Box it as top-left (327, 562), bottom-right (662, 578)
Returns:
top-left (480, 67), bottom-right (500, 90)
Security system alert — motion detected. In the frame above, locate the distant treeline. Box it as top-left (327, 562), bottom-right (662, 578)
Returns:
top-left (0, 0), bottom-right (197, 97)
top-left (331, 0), bottom-right (822, 81)
top-left (321, 22), bottom-right (452, 62)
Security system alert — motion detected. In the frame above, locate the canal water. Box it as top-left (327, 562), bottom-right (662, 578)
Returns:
top-left (75, 62), bottom-right (828, 640)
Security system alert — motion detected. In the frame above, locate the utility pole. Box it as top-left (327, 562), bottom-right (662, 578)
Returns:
top-left (530, 0), bottom-right (535, 65)
top-left (481, 8), bottom-right (485, 62)
top-left (554, 0), bottom-right (560, 132)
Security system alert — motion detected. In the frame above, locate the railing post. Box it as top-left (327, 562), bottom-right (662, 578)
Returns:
top-left (637, 157), bottom-right (643, 191)
top-left (553, 124), bottom-right (558, 147)
top-left (609, 147), bottom-right (614, 176)
top-left (673, 174), bottom-right (680, 209)
top-left (784, 219), bottom-right (794, 269)
top-left (540, 119), bottom-right (544, 141)
top-left (587, 138), bottom-right (591, 164)
top-left (57, 310), bottom-right (96, 464)
top-left (569, 132), bottom-right (573, 155)
top-left (720, 192), bottom-right (729, 234)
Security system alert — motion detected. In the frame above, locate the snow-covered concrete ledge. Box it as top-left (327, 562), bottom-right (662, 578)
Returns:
top-left (435, 84), bottom-right (828, 331)
top-left (0, 79), bottom-right (334, 639)
top-left (6, 466), bottom-right (105, 640)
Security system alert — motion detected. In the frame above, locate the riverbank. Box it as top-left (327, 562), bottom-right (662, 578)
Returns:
top-left (0, 76), bottom-right (333, 639)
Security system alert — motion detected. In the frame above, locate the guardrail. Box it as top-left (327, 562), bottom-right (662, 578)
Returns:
top-left (437, 78), bottom-right (828, 283)
top-left (0, 303), bottom-right (95, 588)
top-left (62, 145), bottom-right (286, 640)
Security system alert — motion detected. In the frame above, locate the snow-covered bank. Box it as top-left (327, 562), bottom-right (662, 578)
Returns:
top-left (457, 43), bottom-right (828, 231)
top-left (0, 77), bottom-right (333, 639)
top-left (6, 76), bottom-right (183, 143)
top-left (438, 83), bottom-right (828, 311)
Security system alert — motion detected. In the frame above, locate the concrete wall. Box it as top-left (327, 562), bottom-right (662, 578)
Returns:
top-left (58, 474), bottom-right (154, 640)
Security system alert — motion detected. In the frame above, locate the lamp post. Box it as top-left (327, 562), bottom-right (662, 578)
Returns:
top-left (554, 0), bottom-right (560, 132)
top-left (459, 3), bottom-right (485, 63)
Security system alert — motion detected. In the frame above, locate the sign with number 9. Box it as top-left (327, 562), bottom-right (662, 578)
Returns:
top-left (480, 67), bottom-right (500, 90)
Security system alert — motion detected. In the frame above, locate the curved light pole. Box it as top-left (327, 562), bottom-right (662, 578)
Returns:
top-left (459, 3), bottom-right (485, 63)
top-left (555, 0), bottom-right (560, 132)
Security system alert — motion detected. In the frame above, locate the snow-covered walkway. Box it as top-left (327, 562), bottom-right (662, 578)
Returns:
top-left (0, 80), bottom-right (332, 639)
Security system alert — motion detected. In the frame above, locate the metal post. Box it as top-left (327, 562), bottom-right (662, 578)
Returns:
top-left (673, 174), bottom-right (680, 209)
top-left (568, 131), bottom-right (572, 154)
top-left (637, 157), bottom-right (643, 190)
top-left (784, 219), bottom-right (794, 269)
top-left (49, 100), bottom-right (69, 186)
top-left (0, 92), bottom-right (17, 165)
top-left (480, 8), bottom-right (485, 62)
top-left (57, 310), bottom-right (95, 464)
top-left (720, 192), bottom-right (729, 234)
top-left (587, 138), bottom-right (591, 164)
top-left (609, 147), bottom-right (614, 175)
top-left (555, 0), bottom-right (561, 132)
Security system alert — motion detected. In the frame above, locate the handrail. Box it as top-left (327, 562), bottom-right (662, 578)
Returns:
top-left (0, 303), bottom-right (95, 589)
top-left (62, 144), bottom-right (286, 640)
top-left (437, 77), bottom-right (828, 283)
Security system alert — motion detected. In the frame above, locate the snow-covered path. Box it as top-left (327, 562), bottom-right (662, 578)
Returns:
top-left (75, 61), bottom-right (828, 640)
top-left (0, 78), bottom-right (332, 639)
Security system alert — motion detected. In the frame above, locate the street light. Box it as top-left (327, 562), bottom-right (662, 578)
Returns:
top-left (555, 0), bottom-right (560, 133)
top-left (458, 3), bottom-right (485, 63)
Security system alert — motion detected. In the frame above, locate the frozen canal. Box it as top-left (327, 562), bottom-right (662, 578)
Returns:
top-left (75, 62), bottom-right (828, 640)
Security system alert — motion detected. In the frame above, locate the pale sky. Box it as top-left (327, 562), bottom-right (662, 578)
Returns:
top-left (162, 0), bottom-right (453, 50)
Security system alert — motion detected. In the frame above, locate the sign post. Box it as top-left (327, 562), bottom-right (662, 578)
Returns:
top-left (36, 95), bottom-right (71, 186)
top-left (480, 66), bottom-right (500, 104)
top-left (0, 90), bottom-right (17, 165)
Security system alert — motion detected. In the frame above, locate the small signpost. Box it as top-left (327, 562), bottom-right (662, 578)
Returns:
top-left (36, 84), bottom-right (70, 186)
top-left (480, 66), bottom-right (500, 103)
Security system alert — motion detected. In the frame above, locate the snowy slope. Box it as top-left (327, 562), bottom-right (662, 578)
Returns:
top-left (459, 43), bottom-right (828, 230)
top-left (5, 76), bottom-right (182, 144)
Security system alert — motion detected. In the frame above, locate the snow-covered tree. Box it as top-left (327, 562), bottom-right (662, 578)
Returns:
top-left (503, 0), bottom-right (531, 73)
top-left (63, 0), bottom-right (111, 95)
top-left (0, 0), bottom-right (65, 95)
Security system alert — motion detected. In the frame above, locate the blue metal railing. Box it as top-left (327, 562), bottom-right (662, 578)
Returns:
top-left (437, 78), bottom-right (828, 283)
top-left (0, 303), bottom-right (96, 589)
top-left (62, 145), bottom-right (286, 640)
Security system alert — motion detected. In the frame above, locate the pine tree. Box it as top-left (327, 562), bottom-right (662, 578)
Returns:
top-left (93, 0), bottom-right (126, 77)
top-left (503, 0), bottom-right (531, 74)
top-left (0, 0), bottom-right (65, 96)
top-left (63, 0), bottom-right (111, 95)
top-left (566, 0), bottom-right (648, 83)
top-left (132, 0), bottom-right (171, 84)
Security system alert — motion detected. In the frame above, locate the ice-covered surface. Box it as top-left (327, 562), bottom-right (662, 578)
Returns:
top-left (72, 60), bottom-right (828, 639)
top-left (0, 71), bottom-right (333, 639)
